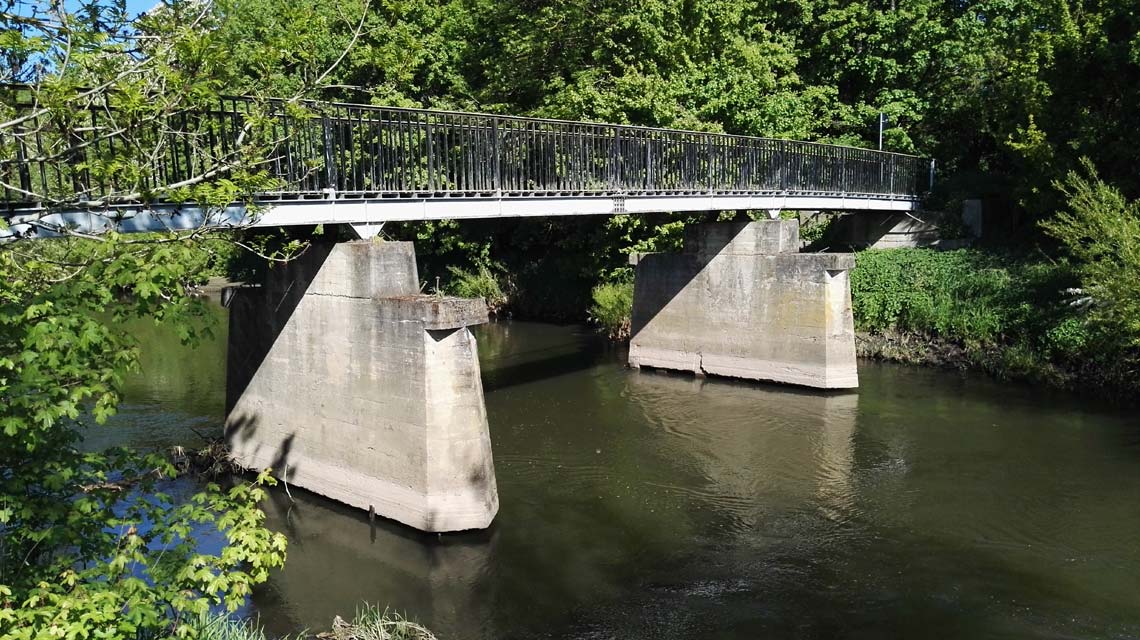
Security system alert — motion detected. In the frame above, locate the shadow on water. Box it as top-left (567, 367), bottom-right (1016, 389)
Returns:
top-left (475, 320), bottom-right (613, 392)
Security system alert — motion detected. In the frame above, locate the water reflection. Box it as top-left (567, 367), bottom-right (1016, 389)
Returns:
top-left (81, 302), bottom-right (228, 452)
top-left (255, 490), bottom-right (495, 638)
top-left (622, 370), bottom-right (860, 535)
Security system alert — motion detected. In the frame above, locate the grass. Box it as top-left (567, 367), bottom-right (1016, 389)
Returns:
top-left (180, 605), bottom-right (436, 640)
top-left (588, 281), bottom-right (634, 340)
top-left (445, 264), bottom-right (508, 314)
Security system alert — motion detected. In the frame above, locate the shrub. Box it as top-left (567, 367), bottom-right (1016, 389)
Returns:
top-left (850, 248), bottom-right (1097, 354)
top-left (850, 248), bottom-right (1014, 345)
top-left (1041, 159), bottom-right (1140, 353)
top-left (588, 281), bottom-right (634, 340)
top-left (445, 265), bottom-right (508, 314)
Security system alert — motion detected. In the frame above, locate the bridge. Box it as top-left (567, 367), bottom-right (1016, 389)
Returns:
top-left (2, 95), bottom-right (930, 238)
top-left (4, 92), bottom-right (933, 534)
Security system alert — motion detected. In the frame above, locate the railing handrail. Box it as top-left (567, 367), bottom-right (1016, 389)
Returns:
top-left (0, 84), bottom-right (927, 161)
top-left (2, 84), bottom-right (933, 210)
top-left (230, 95), bottom-right (930, 162)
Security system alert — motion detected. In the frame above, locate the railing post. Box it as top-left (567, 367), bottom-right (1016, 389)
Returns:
top-left (492, 117), bottom-right (501, 193)
top-left (840, 146), bottom-right (848, 196)
top-left (707, 135), bottom-right (714, 193)
top-left (779, 140), bottom-right (787, 192)
top-left (14, 125), bottom-right (31, 197)
top-left (645, 134), bottom-right (653, 192)
top-left (889, 155), bottom-right (896, 196)
top-left (426, 117), bottom-right (434, 192)
top-left (322, 114), bottom-right (337, 191)
top-left (929, 158), bottom-right (936, 192)
top-left (612, 127), bottom-right (622, 190)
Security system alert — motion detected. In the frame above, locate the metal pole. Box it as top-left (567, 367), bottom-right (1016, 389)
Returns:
top-left (878, 112), bottom-right (884, 151)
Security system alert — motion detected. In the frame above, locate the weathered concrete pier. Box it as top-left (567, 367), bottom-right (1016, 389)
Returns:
top-left (628, 220), bottom-right (858, 388)
top-left (225, 241), bottom-right (498, 532)
top-left (222, 222), bottom-right (857, 534)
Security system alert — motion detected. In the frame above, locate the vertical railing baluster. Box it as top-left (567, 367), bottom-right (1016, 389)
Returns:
top-left (706, 135), bottom-right (713, 192)
top-left (321, 113), bottom-right (336, 191)
top-left (889, 154), bottom-right (896, 196)
top-left (778, 140), bottom-right (787, 192)
top-left (491, 117), bottom-right (501, 193)
top-left (649, 131), bottom-right (654, 191)
top-left (840, 146), bottom-right (848, 195)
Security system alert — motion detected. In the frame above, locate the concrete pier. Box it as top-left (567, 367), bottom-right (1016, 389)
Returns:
top-left (225, 241), bottom-right (498, 532)
top-left (628, 220), bottom-right (858, 389)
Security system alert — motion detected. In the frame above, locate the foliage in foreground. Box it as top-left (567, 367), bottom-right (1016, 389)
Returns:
top-left (588, 282), bottom-right (635, 341)
top-left (0, 0), bottom-right (344, 633)
top-left (0, 236), bottom-right (288, 638)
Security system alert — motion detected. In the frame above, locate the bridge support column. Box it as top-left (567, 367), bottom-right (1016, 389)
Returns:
top-left (225, 241), bottom-right (498, 532)
top-left (628, 220), bottom-right (858, 389)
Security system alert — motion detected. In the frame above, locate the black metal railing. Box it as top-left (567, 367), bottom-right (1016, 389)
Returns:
top-left (2, 91), bottom-right (932, 210)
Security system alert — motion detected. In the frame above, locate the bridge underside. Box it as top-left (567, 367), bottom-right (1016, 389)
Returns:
top-left (3, 192), bottom-right (917, 239)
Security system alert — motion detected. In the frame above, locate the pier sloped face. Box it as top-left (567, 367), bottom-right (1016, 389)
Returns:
top-left (225, 241), bottom-right (498, 532)
top-left (629, 220), bottom-right (859, 389)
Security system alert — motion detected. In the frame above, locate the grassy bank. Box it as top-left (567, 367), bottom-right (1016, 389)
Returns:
top-left (850, 248), bottom-right (1138, 398)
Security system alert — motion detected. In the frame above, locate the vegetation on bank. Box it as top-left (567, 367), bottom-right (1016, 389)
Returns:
top-left (442, 265), bottom-right (508, 315)
top-left (852, 165), bottom-right (1140, 396)
top-left (187, 607), bottom-right (435, 640)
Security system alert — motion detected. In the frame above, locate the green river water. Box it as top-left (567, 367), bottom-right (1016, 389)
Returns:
top-left (104, 304), bottom-right (1140, 639)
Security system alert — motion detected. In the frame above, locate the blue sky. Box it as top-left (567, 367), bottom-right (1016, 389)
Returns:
top-left (12, 0), bottom-right (165, 19)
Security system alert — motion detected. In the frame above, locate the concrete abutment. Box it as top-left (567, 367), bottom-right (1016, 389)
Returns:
top-left (224, 240), bottom-right (498, 532)
top-left (629, 220), bottom-right (859, 389)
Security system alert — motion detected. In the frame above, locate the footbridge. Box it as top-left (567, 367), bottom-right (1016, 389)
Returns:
top-left (3, 96), bottom-right (930, 239)
top-left (4, 93), bottom-right (933, 534)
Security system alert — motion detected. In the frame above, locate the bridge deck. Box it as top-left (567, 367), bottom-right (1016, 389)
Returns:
top-left (2, 93), bottom-right (931, 236)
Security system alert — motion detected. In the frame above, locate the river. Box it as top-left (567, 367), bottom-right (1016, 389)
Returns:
top-left (105, 304), bottom-right (1140, 639)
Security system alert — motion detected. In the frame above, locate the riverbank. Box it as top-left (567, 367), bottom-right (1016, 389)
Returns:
top-left (849, 247), bottom-right (1139, 402)
top-left (854, 330), bottom-right (1136, 401)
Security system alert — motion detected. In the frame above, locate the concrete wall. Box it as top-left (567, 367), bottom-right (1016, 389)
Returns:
top-left (628, 220), bottom-right (858, 389)
top-left (225, 241), bottom-right (498, 532)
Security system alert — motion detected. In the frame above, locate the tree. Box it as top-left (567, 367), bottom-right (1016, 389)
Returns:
top-left (0, 0), bottom-right (362, 636)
